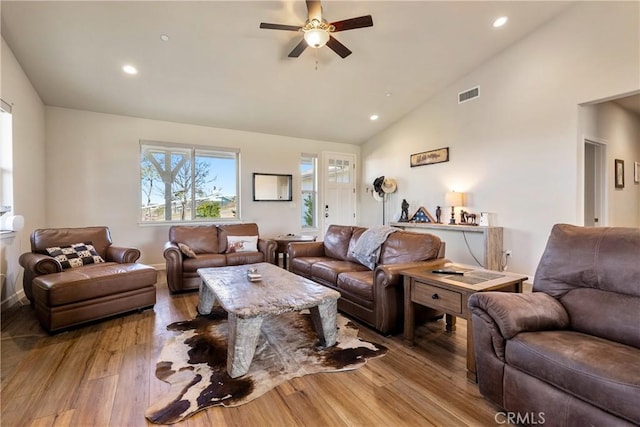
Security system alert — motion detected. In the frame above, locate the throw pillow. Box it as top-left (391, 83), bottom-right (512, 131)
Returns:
top-left (45, 243), bottom-right (105, 269)
top-left (226, 235), bottom-right (258, 253)
top-left (178, 243), bottom-right (197, 258)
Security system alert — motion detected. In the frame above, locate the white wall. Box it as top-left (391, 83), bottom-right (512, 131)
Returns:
top-left (359, 2), bottom-right (640, 278)
top-left (0, 38), bottom-right (46, 307)
top-left (581, 101), bottom-right (640, 227)
top-left (45, 107), bottom-right (359, 266)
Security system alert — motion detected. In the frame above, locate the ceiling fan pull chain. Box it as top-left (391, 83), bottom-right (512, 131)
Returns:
top-left (315, 49), bottom-right (319, 71)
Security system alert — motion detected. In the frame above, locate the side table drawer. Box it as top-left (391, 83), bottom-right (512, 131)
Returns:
top-left (412, 281), bottom-right (462, 314)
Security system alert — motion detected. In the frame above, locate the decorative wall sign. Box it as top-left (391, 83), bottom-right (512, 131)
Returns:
top-left (615, 159), bottom-right (624, 188)
top-left (410, 147), bottom-right (449, 167)
top-left (409, 206), bottom-right (436, 223)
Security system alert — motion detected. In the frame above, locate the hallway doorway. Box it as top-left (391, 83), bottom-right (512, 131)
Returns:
top-left (584, 138), bottom-right (606, 226)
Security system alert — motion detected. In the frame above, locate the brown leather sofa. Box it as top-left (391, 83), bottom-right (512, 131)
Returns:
top-left (19, 226), bottom-right (157, 333)
top-left (163, 223), bottom-right (277, 293)
top-left (468, 224), bottom-right (640, 426)
top-left (288, 224), bottom-right (446, 334)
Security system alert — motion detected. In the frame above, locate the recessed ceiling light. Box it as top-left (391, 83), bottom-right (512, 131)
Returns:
top-left (493, 16), bottom-right (508, 28)
top-left (370, 114), bottom-right (379, 121)
top-left (160, 34), bottom-right (170, 42)
top-left (122, 64), bottom-right (138, 75)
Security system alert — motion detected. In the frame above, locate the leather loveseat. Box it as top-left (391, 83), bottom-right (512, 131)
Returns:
top-left (19, 226), bottom-right (157, 333)
top-left (468, 224), bottom-right (640, 426)
top-left (163, 222), bottom-right (277, 293)
top-left (288, 224), bottom-right (446, 334)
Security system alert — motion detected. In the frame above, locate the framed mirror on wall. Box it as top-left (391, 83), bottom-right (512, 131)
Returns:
top-left (253, 173), bottom-right (292, 201)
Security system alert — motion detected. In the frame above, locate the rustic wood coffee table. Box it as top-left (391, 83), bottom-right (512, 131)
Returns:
top-left (197, 262), bottom-right (341, 378)
top-left (402, 263), bottom-right (527, 382)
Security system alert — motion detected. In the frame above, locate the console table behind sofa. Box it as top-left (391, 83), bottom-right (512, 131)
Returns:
top-left (390, 222), bottom-right (503, 271)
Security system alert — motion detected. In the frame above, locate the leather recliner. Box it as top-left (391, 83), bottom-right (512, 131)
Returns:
top-left (468, 224), bottom-right (640, 426)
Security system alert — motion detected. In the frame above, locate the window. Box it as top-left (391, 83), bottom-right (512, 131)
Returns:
top-left (301, 154), bottom-right (317, 228)
top-left (140, 141), bottom-right (238, 222)
top-left (0, 99), bottom-right (13, 214)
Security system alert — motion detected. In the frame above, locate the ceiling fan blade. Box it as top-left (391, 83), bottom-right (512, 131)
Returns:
top-left (330, 15), bottom-right (373, 32)
top-left (306, 0), bottom-right (322, 21)
top-left (288, 39), bottom-right (308, 58)
top-left (326, 36), bottom-right (352, 58)
top-left (260, 22), bottom-right (302, 31)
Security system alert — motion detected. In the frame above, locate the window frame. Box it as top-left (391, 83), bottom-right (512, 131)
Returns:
top-left (300, 153), bottom-right (318, 230)
top-left (139, 140), bottom-right (240, 224)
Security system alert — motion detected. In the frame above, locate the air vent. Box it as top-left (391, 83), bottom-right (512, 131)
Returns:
top-left (458, 86), bottom-right (480, 104)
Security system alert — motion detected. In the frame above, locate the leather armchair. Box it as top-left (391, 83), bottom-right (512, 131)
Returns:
top-left (19, 226), bottom-right (157, 332)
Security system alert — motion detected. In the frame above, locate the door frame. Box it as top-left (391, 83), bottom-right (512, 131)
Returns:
top-left (583, 137), bottom-right (608, 226)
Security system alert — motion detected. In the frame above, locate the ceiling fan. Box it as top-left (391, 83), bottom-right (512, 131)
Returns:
top-left (259, 0), bottom-right (373, 59)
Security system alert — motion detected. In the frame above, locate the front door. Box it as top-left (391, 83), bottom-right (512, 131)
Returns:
top-left (322, 152), bottom-right (356, 233)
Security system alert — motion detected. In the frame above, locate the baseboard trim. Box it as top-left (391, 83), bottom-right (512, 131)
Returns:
top-left (1, 289), bottom-right (26, 310)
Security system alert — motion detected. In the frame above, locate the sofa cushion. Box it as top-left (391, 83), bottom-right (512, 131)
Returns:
top-left (290, 256), bottom-right (331, 278)
top-left (218, 223), bottom-right (260, 253)
top-left (45, 243), bottom-right (105, 269)
top-left (379, 231), bottom-right (441, 264)
top-left (182, 254), bottom-right (227, 273)
top-left (32, 263), bottom-right (157, 306)
top-left (226, 251), bottom-right (264, 266)
top-left (534, 224), bottom-right (640, 299)
top-left (560, 288), bottom-right (640, 349)
top-left (311, 260), bottom-right (368, 285)
top-left (32, 227), bottom-right (112, 259)
top-left (506, 330), bottom-right (640, 423)
top-left (323, 225), bottom-right (354, 261)
top-left (337, 271), bottom-right (374, 307)
top-left (170, 225), bottom-right (219, 254)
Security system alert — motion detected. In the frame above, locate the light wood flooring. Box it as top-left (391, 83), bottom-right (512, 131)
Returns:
top-left (1, 272), bottom-right (506, 427)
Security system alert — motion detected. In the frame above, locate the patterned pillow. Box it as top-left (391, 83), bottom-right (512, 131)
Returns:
top-left (45, 243), bottom-right (105, 269)
top-left (178, 243), bottom-right (197, 258)
top-left (226, 235), bottom-right (258, 253)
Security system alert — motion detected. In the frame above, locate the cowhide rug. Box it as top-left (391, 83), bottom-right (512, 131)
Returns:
top-left (146, 307), bottom-right (388, 424)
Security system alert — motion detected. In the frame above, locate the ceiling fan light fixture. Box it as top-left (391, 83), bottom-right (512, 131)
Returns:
top-left (304, 28), bottom-right (330, 48)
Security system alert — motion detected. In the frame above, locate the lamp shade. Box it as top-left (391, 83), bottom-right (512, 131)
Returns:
top-left (0, 213), bottom-right (24, 231)
top-left (304, 28), bottom-right (330, 48)
top-left (445, 191), bottom-right (464, 207)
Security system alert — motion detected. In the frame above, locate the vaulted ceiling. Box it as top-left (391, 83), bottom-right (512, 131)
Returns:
top-left (1, 1), bottom-right (574, 144)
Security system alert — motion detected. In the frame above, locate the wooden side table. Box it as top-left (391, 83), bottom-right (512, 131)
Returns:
top-left (273, 235), bottom-right (316, 269)
top-left (402, 263), bottom-right (527, 382)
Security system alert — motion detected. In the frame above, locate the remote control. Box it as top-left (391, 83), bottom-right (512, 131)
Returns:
top-left (432, 269), bottom-right (465, 275)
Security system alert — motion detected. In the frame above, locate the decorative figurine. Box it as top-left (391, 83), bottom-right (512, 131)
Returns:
top-left (467, 212), bottom-right (478, 225)
top-left (399, 199), bottom-right (409, 222)
top-left (460, 210), bottom-right (478, 225)
top-left (435, 206), bottom-right (442, 223)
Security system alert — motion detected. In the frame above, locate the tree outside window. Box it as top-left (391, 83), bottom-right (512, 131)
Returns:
top-left (140, 142), bottom-right (238, 222)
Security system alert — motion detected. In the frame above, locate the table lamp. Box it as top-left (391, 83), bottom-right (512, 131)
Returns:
top-left (445, 191), bottom-right (464, 225)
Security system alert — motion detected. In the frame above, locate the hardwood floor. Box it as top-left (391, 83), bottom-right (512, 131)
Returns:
top-left (1, 272), bottom-right (505, 426)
